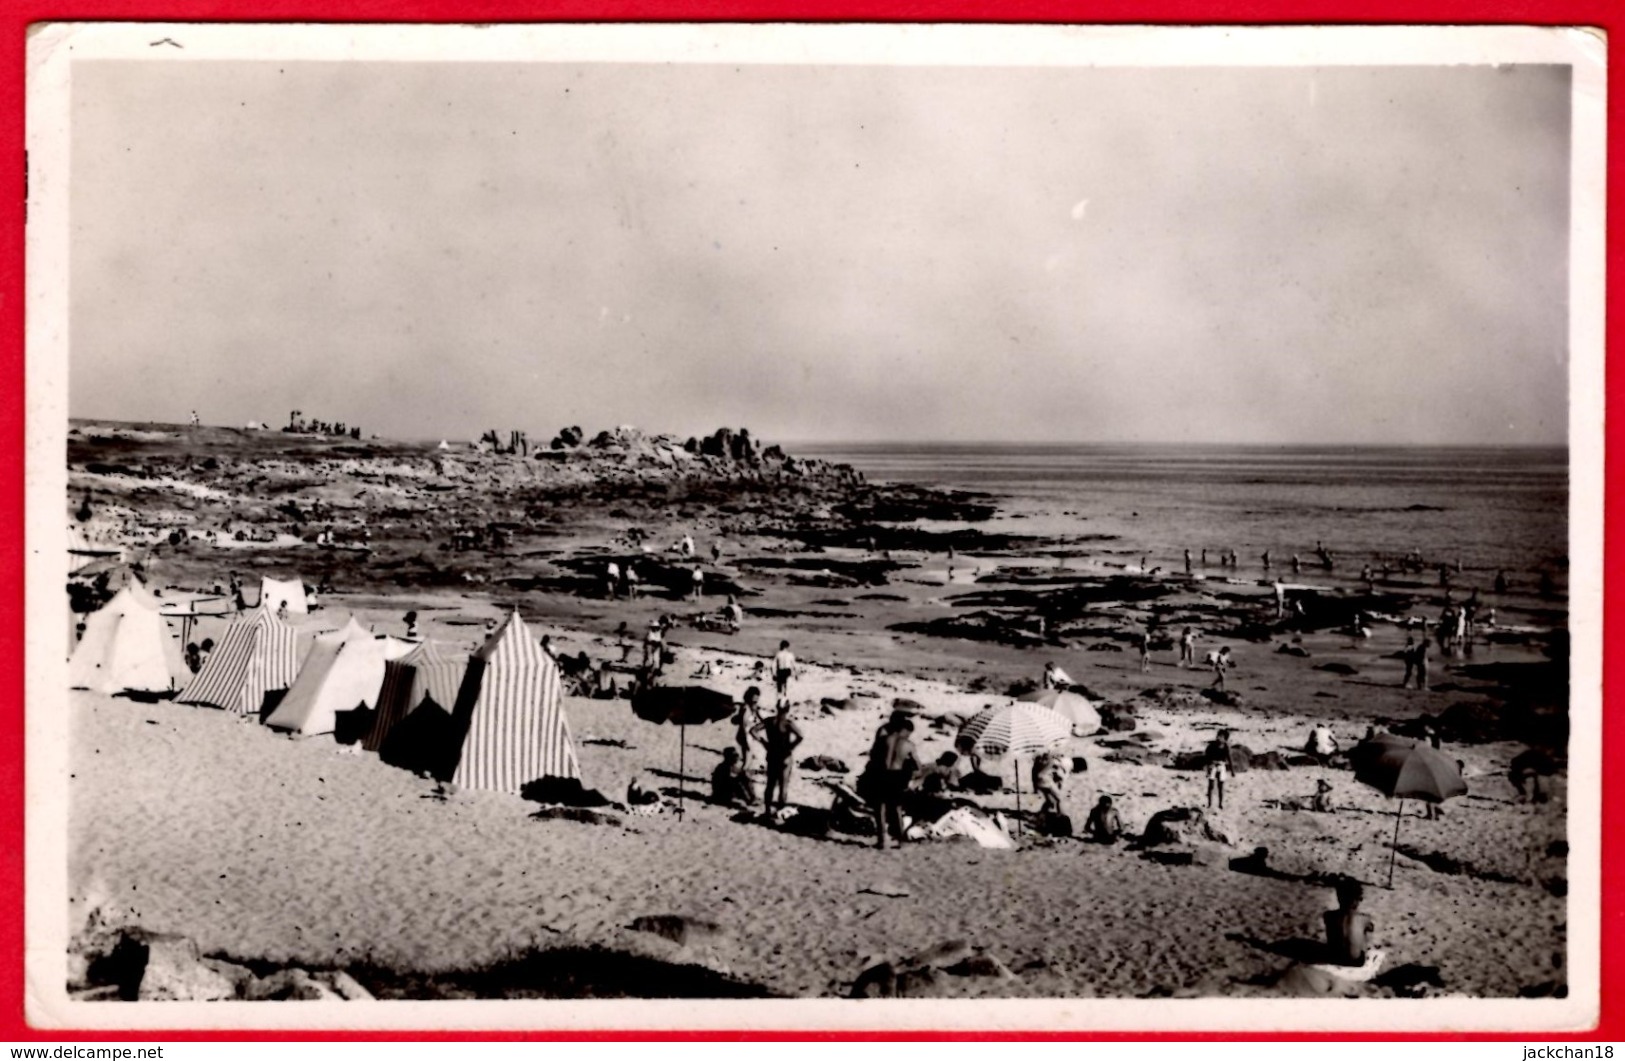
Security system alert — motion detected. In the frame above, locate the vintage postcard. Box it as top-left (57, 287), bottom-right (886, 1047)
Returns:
top-left (23, 22), bottom-right (1605, 1031)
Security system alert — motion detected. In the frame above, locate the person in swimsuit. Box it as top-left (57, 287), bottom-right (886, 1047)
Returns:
top-left (751, 701), bottom-right (804, 815)
top-left (1323, 878), bottom-right (1375, 967)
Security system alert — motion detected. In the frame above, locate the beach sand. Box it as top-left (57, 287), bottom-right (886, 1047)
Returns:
top-left (68, 623), bottom-right (1567, 1000)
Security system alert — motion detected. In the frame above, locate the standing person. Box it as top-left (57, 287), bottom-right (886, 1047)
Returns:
top-left (1207, 646), bottom-right (1232, 690)
top-left (1032, 750), bottom-right (1066, 817)
top-left (772, 640), bottom-right (796, 706)
top-left (752, 701), bottom-right (804, 815)
top-left (867, 714), bottom-right (918, 849)
top-left (1179, 626), bottom-right (1196, 668)
top-left (1205, 728), bottom-right (1233, 810)
top-left (733, 686), bottom-right (762, 764)
top-left (1399, 636), bottom-right (1417, 688)
top-left (642, 618), bottom-right (666, 672)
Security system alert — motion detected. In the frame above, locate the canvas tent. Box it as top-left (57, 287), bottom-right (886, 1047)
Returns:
top-left (438, 610), bottom-right (580, 793)
top-left (368, 639), bottom-right (466, 756)
top-left (68, 578), bottom-right (174, 695)
top-left (177, 607), bottom-right (299, 715)
top-left (263, 619), bottom-right (413, 737)
top-left (258, 576), bottom-right (308, 615)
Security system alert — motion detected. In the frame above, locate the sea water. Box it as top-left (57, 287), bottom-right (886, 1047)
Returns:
top-left (797, 443), bottom-right (1568, 586)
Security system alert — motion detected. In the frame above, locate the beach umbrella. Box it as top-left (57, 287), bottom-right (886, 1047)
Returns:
top-left (957, 702), bottom-right (1072, 833)
top-left (1352, 737), bottom-right (1467, 888)
top-left (629, 684), bottom-right (736, 818)
top-left (1017, 688), bottom-right (1102, 736)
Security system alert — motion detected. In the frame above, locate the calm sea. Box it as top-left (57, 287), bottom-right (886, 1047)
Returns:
top-left (795, 444), bottom-right (1568, 582)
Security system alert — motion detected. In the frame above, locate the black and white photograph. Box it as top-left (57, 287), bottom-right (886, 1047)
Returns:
top-left (25, 23), bottom-right (1604, 1031)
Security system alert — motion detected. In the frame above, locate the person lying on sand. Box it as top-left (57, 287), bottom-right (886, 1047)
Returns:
top-left (1311, 779), bottom-right (1335, 814)
top-left (711, 747), bottom-right (756, 807)
top-left (1083, 795), bottom-right (1123, 843)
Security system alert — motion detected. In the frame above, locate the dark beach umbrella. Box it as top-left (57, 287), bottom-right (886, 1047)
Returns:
top-left (1352, 737), bottom-right (1468, 888)
top-left (630, 684), bottom-right (736, 818)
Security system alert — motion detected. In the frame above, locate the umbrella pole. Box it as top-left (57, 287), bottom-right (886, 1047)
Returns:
top-left (678, 727), bottom-right (686, 821)
top-left (1015, 760), bottom-right (1023, 837)
top-left (1387, 799), bottom-right (1403, 889)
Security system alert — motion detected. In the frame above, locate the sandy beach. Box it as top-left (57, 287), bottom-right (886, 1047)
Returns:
top-left (66, 579), bottom-right (1569, 1000)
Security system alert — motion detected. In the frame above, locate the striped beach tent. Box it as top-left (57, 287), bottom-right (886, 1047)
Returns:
top-left (444, 610), bottom-right (580, 793)
top-left (264, 619), bottom-right (411, 737)
top-left (177, 608), bottom-right (299, 715)
top-left (68, 578), bottom-right (174, 695)
top-left (367, 640), bottom-right (465, 754)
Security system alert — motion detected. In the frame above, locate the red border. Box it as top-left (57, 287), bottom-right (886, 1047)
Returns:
top-left (4, 8), bottom-right (1616, 1042)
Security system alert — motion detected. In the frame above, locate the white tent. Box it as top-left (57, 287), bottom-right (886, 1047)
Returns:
top-left (259, 576), bottom-right (308, 615)
top-left (68, 578), bottom-right (174, 695)
top-left (264, 619), bottom-right (412, 737)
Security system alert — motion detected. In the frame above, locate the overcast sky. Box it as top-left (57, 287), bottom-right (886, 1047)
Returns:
top-left (68, 60), bottom-right (1572, 445)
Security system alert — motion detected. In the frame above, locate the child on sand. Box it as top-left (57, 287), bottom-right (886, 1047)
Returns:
top-left (1206, 646), bottom-right (1232, 691)
top-left (1084, 795), bottom-right (1122, 843)
top-left (772, 640), bottom-right (796, 706)
top-left (1322, 878), bottom-right (1377, 969)
top-left (710, 747), bottom-right (756, 807)
top-left (1205, 729), bottom-right (1233, 810)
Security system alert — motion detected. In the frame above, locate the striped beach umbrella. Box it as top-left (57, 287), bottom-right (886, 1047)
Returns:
top-left (958, 702), bottom-right (1072, 834)
top-left (958, 701), bottom-right (1072, 760)
top-left (1017, 688), bottom-right (1102, 736)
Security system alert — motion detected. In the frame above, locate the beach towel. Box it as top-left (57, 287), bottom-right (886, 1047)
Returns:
top-left (1306, 949), bottom-right (1386, 983)
top-left (923, 806), bottom-right (1016, 849)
